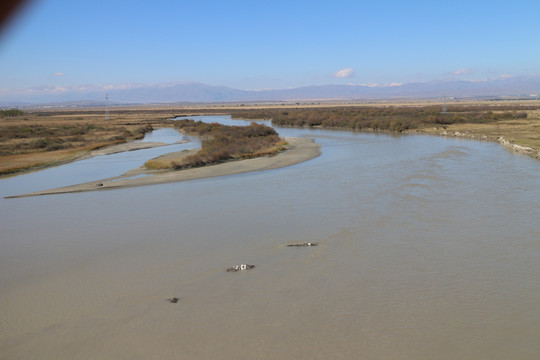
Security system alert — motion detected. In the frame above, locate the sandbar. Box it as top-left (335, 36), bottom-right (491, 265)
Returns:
top-left (88, 141), bottom-right (179, 156)
top-left (9, 137), bottom-right (320, 198)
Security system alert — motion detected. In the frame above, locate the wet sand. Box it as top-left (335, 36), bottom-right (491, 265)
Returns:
top-left (87, 140), bottom-right (183, 156)
top-left (8, 137), bottom-right (320, 198)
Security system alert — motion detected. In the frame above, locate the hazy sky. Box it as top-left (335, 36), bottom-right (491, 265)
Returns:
top-left (1, 0), bottom-right (539, 91)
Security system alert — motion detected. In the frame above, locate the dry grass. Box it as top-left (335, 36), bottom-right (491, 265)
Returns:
top-left (144, 149), bottom-right (199, 170)
top-left (0, 108), bottom-right (176, 176)
top-left (0, 147), bottom-right (89, 175)
top-left (417, 109), bottom-right (540, 150)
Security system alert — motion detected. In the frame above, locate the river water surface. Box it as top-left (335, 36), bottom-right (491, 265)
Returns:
top-left (1, 115), bottom-right (539, 359)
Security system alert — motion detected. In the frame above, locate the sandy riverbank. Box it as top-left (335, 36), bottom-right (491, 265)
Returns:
top-left (88, 140), bottom-right (187, 156)
top-left (8, 137), bottom-right (320, 198)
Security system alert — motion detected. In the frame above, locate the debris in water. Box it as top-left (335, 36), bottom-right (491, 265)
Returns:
top-left (227, 264), bottom-right (255, 272)
top-left (287, 242), bottom-right (318, 247)
top-left (167, 297), bottom-right (180, 303)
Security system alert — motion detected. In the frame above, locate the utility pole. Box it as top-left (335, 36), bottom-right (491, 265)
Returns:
top-left (105, 93), bottom-right (110, 121)
top-left (441, 96), bottom-right (447, 114)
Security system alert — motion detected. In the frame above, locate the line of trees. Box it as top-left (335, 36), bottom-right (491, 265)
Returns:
top-left (229, 105), bottom-right (530, 132)
top-left (0, 109), bottom-right (24, 117)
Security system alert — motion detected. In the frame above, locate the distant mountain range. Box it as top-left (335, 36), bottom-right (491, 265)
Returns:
top-left (1, 76), bottom-right (539, 107)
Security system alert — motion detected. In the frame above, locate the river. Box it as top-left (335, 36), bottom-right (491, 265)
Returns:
top-left (1, 115), bottom-right (539, 359)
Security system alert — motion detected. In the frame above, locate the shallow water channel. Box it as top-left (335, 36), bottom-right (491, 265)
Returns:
top-left (1, 115), bottom-right (539, 359)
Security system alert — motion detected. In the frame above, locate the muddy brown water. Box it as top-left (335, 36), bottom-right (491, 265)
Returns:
top-left (1, 116), bottom-right (539, 359)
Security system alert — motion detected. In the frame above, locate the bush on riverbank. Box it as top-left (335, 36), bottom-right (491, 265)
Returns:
top-left (229, 106), bottom-right (530, 132)
top-left (173, 120), bottom-right (284, 169)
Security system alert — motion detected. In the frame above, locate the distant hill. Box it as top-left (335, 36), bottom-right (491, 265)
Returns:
top-left (1, 76), bottom-right (539, 107)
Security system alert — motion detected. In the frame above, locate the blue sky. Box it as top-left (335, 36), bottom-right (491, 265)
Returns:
top-left (1, 0), bottom-right (539, 93)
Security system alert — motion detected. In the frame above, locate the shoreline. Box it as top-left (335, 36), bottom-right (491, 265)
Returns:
top-left (7, 137), bottom-right (320, 198)
top-left (0, 140), bottom-right (178, 179)
top-left (407, 128), bottom-right (540, 160)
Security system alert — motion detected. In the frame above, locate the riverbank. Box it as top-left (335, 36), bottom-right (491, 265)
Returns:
top-left (7, 137), bottom-right (320, 197)
top-left (229, 105), bottom-right (540, 162)
top-left (1, 102), bottom-right (538, 177)
top-left (413, 129), bottom-right (540, 160)
top-left (409, 111), bottom-right (540, 160)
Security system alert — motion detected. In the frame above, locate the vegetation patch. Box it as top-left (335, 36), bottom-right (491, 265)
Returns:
top-left (0, 109), bottom-right (24, 117)
top-left (172, 120), bottom-right (285, 169)
top-left (226, 104), bottom-right (540, 158)
top-left (144, 149), bottom-right (197, 170)
top-left (229, 105), bottom-right (532, 132)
